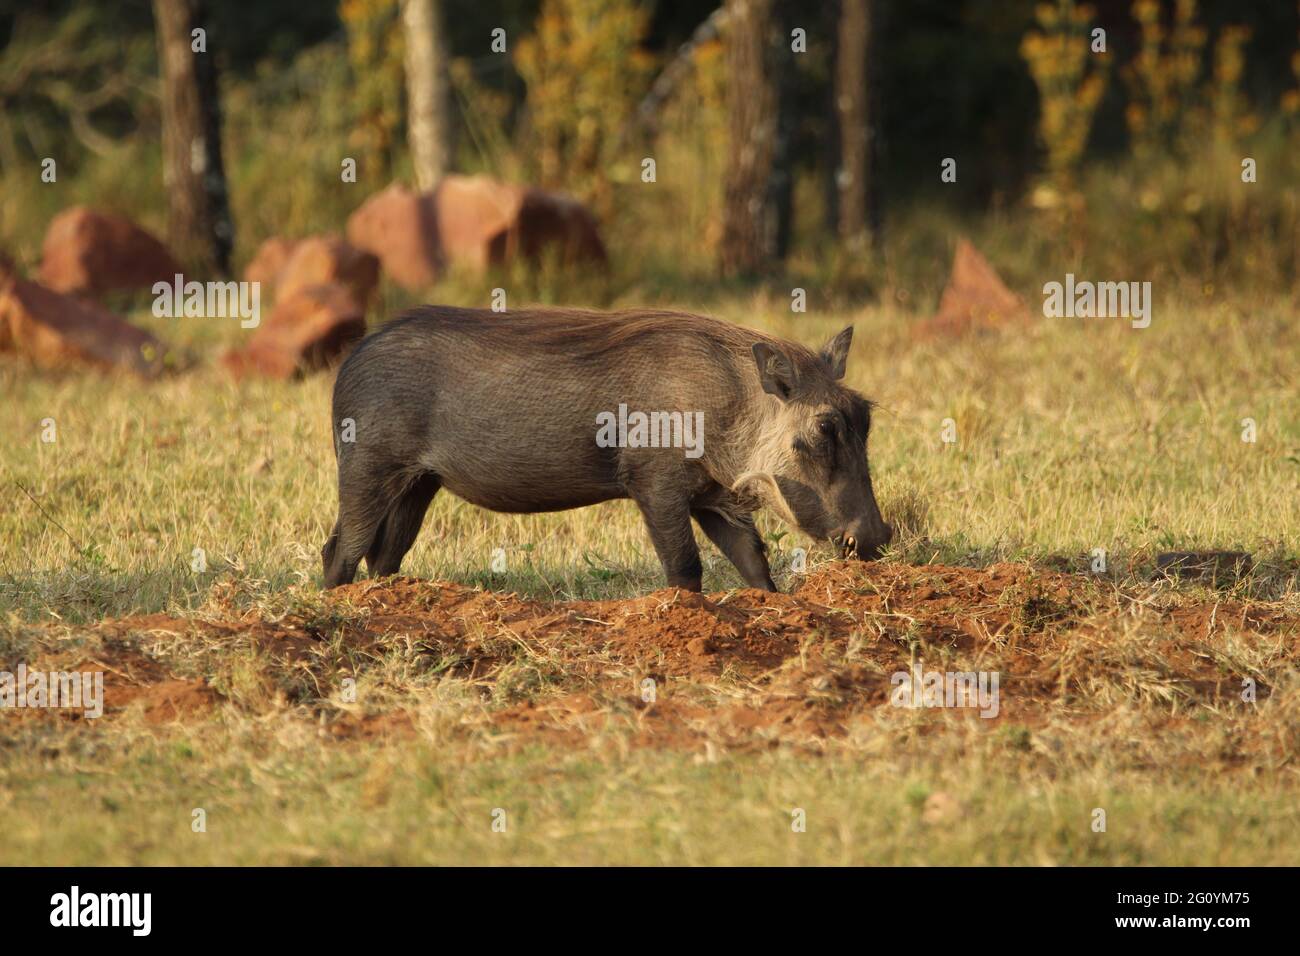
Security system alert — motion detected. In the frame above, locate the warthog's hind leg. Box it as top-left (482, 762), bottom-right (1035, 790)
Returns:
top-left (366, 472), bottom-right (442, 578)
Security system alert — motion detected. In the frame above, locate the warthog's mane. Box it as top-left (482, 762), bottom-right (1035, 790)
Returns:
top-left (384, 304), bottom-right (817, 363)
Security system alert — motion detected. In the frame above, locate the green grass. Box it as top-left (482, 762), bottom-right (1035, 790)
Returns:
top-left (3, 718), bottom-right (1298, 866)
top-left (2, 293), bottom-right (1297, 621)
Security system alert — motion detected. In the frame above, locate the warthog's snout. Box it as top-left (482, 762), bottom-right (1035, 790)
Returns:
top-left (833, 518), bottom-right (893, 560)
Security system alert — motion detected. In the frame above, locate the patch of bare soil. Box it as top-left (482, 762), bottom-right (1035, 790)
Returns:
top-left (33, 561), bottom-right (1300, 753)
top-left (16, 635), bottom-right (219, 725)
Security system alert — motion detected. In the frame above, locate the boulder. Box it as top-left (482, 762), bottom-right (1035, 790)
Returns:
top-left (242, 237), bottom-right (299, 289)
top-left (346, 175), bottom-right (607, 291)
top-left (434, 175), bottom-right (607, 270)
top-left (913, 239), bottom-right (1029, 339)
top-left (276, 236), bottom-right (379, 305)
top-left (221, 283), bottom-right (365, 380)
top-left (0, 271), bottom-right (165, 376)
top-left (345, 184), bottom-right (440, 291)
top-left (510, 186), bottom-right (608, 266)
top-left (431, 175), bottom-right (521, 272)
top-left (242, 235), bottom-right (379, 306)
top-left (39, 206), bottom-right (181, 298)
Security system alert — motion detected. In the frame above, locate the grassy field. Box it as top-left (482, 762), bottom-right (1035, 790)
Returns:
top-left (2, 287), bottom-right (1299, 865)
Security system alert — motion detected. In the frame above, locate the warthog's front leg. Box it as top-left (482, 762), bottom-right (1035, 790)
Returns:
top-left (692, 508), bottom-right (777, 592)
top-left (626, 481), bottom-right (703, 591)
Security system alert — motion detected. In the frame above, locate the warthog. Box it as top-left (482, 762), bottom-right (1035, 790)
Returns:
top-left (322, 306), bottom-right (892, 591)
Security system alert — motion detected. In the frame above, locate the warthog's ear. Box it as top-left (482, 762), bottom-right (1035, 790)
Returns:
top-left (820, 326), bottom-right (853, 380)
top-left (752, 342), bottom-right (799, 400)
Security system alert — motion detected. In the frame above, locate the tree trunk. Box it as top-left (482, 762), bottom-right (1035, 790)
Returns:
top-left (152, 0), bottom-right (232, 275)
top-left (401, 0), bottom-right (453, 191)
top-left (720, 0), bottom-right (780, 278)
top-left (820, 0), bottom-right (842, 238)
top-left (769, 0), bottom-right (796, 260)
top-left (835, 0), bottom-right (876, 249)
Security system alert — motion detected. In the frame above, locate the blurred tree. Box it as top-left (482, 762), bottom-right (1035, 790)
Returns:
top-left (341, 0), bottom-right (405, 182)
top-left (401, 0), bottom-right (453, 189)
top-left (1021, 0), bottom-right (1109, 213)
top-left (0, 6), bottom-right (155, 176)
top-left (719, 0), bottom-right (781, 277)
top-left (514, 0), bottom-right (652, 212)
top-left (1286, 1), bottom-right (1300, 131)
top-left (152, 0), bottom-right (232, 274)
top-left (632, 5), bottom-right (729, 139)
top-left (1124, 0), bottom-right (1205, 158)
top-left (1209, 24), bottom-right (1256, 147)
top-left (835, 0), bottom-right (878, 249)
top-left (769, 0), bottom-right (795, 259)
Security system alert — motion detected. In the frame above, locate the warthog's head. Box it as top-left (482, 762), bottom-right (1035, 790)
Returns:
top-left (734, 327), bottom-right (892, 560)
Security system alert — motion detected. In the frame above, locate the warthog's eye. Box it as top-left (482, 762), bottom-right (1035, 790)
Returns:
top-left (817, 418), bottom-right (837, 440)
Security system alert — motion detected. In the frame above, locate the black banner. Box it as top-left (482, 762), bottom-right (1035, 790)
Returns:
top-left (0, 866), bottom-right (1284, 941)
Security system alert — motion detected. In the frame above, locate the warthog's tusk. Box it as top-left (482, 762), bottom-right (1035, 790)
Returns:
top-left (731, 471), bottom-right (799, 529)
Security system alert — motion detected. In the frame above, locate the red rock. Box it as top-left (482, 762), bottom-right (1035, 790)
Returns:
top-left (38, 206), bottom-right (181, 298)
top-left (914, 239), bottom-right (1029, 339)
top-left (242, 235), bottom-right (379, 307)
top-left (512, 186), bottom-right (607, 266)
top-left (346, 176), bottom-right (607, 291)
top-left (432, 175), bottom-right (523, 272)
top-left (276, 235), bottom-right (379, 305)
top-left (0, 272), bottom-right (165, 376)
top-left (345, 184), bottom-right (440, 291)
top-left (243, 237), bottom-right (299, 289)
top-left (435, 175), bottom-right (607, 270)
top-left (221, 283), bottom-right (365, 380)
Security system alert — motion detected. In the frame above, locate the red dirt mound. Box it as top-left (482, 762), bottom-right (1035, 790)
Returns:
top-left (29, 561), bottom-right (1295, 754)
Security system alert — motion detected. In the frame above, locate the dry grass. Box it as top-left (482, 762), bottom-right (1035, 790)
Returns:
top-left (0, 293), bottom-right (1297, 864)
top-left (1, 560), bottom-right (1297, 865)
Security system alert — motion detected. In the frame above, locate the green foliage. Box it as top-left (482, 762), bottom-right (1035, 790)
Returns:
top-left (222, 43), bottom-right (390, 256)
top-left (0, 2), bottom-right (1298, 290)
top-left (0, 5), bottom-right (155, 177)
top-left (339, 0), bottom-right (406, 182)
top-left (1125, 0), bottom-right (1209, 157)
top-left (1021, 2), bottom-right (1110, 188)
top-left (513, 0), bottom-right (654, 212)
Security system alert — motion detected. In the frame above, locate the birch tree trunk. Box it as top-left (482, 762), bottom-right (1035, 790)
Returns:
top-left (401, 0), bottom-right (453, 191)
